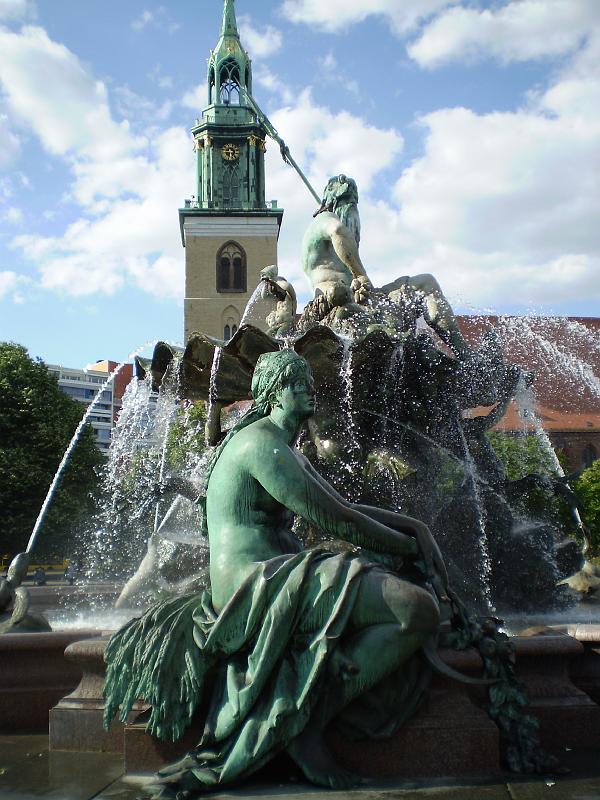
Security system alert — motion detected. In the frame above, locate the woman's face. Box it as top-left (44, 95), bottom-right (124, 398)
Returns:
top-left (275, 372), bottom-right (316, 421)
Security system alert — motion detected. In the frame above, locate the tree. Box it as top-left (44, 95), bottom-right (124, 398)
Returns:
top-left (487, 431), bottom-right (574, 529)
top-left (486, 431), bottom-right (560, 481)
top-left (0, 342), bottom-right (103, 560)
top-left (573, 459), bottom-right (600, 557)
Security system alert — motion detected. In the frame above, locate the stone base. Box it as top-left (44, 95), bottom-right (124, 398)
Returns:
top-left (48, 632), bottom-right (600, 779)
top-left (50, 637), bottom-right (144, 754)
top-left (0, 630), bottom-right (97, 733)
top-left (328, 651), bottom-right (501, 779)
top-left (514, 634), bottom-right (600, 751)
top-left (92, 645), bottom-right (502, 778)
top-left (124, 720), bottom-right (200, 774)
top-left (565, 624), bottom-right (600, 706)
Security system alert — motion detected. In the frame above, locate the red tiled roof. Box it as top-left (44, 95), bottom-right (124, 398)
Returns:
top-left (457, 316), bottom-right (600, 432)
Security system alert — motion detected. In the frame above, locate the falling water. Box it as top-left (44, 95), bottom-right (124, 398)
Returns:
top-left (457, 425), bottom-right (495, 612)
top-left (499, 316), bottom-right (600, 400)
top-left (206, 344), bottom-right (223, 446)
top-left (26, 341), bottom-right (157, 555)
top-left (339, 337), bottom-right (362, 498)
top-left (240, 280), bottom-right (268, 328)
top-left (152, 361), bottom-right (182, 533)
top-left (514, 381), bottom-right (564, 477)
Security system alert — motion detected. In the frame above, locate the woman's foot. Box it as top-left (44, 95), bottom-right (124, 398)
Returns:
top-left (287, 725), bottom-right (362, 789)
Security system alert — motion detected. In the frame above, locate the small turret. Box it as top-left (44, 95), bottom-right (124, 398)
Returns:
top-left (208, 0), bottom-right (252, 106)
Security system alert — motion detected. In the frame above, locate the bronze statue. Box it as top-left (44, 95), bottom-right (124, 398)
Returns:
top-left (104, 350), bottom-right (450, 794)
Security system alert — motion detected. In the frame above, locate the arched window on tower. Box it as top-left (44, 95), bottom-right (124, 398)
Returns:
top-left (216, 242), bottom-right (246, 293)
top-left (219, 59), bottom-right (240, 105)
top-left (583, 443), bottom-right (598, 468)
top-left (208, 67), bottom-right (216, 104)
top-left (222, 306), bottom-right (240, 341)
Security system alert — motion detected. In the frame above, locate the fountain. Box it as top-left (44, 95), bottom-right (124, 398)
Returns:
top-left (2, 175), bottom-right (599, 787)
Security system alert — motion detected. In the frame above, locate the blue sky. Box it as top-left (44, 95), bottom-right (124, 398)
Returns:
top-left (0, 0), bottom-right (599, 367)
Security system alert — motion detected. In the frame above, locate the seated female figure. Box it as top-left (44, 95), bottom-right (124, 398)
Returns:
top-left (104, 349), bottom-right (444, 797)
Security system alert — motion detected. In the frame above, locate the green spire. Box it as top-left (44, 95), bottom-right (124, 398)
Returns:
top-left (221, 0), bottom-right (239, 39)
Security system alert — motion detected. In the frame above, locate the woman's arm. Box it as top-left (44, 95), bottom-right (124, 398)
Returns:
top-left (248, 437), bottom-right (417, 557)
top-left (356, 504), bottom-right (449, 593)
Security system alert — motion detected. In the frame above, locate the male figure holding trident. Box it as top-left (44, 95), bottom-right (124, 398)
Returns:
top-left (302, 174), bottom-right (476, 359)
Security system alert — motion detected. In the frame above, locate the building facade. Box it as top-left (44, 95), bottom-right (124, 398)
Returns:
top-left (180, 0), bottom-right (283, 342)
top-left (457, 315), bottom-right (600, 472)
top-left (48, 360), bottom-right (134, 454)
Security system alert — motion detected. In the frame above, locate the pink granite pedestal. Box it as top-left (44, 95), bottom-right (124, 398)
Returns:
top-left (50, 637), bottom-right (145, 754)
top-left (565, 624), bottom-right (600, 707)
top-left (48, 632), bottom-right (600, 779)
top-left (514, 633), bottom-right (600, 751)
top-left (0, 630), bottom-right (96, 733)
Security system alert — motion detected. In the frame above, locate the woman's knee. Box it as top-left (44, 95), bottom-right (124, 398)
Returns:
top-left (384, 579), bottom-right (439, 635)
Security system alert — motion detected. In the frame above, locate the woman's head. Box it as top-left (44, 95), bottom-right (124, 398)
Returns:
top-left (252, 350), bottom-right (313, 412)
top-left (198, 350), bottom-right (313, 535)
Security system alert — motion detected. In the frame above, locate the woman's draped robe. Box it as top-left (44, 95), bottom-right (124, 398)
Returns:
top-left (103, 549), bottom-right (430, 792)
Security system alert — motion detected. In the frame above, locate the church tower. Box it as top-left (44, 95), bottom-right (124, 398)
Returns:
top-left (180, 0), bottom-right (283, 342)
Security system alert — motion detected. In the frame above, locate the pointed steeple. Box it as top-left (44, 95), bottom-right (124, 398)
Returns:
top-left (207, 0), bottom-right (252, 107)
top-left (220, 0), bottom-right (239, 40)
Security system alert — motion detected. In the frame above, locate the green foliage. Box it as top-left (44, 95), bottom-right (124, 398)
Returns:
top-left (487, 431), bottom-right (573, 529)
top-left (572, 459), bottom-right (600, 556)
top-left (486, 432), bottom-right (558, 481)
top-left (166, 401), bottom-right (207, 470)
top-left (0, 342), bottom-right (103, 560)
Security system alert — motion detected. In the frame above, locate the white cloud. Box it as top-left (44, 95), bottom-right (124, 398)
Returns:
top-left (0, 0), bottom-right (34, 22)
top-left (3, 206), bottom-right (23, 224)
top-left (181, 83), bottom-right (208, 113)
top-left (113, 85), bottom-right (173, 125)
top-left (0, 270), bottom-right (18, 297)
top-left (0, 25), bottom-right (194, 300)
top-left (316, 51), bottom-right (361, 99)
top-left (255, 65), bottom-right (294, 105)
top-left (371, 33), bottom-right (600, 308)
top-left (0, 269), bottom-right (30, 300)
top-left (131, 9), bottom-right (153, 31)
top-left (280, 0), bottom-right (457, 35)
top-left (238, 15), bottom-right (283, 59)
top-left (148, 64), bottom-right (173, 90)
top-left (131, 7), bottom-right (179, 35)
top-left (408, 0), bottom-right (600, 68)
top-left (13, 126), bottom-right (194, 298)
top-left (0, 26), bottom-right (141, 159)
top-left (0, 112), bottom-right (20, 168)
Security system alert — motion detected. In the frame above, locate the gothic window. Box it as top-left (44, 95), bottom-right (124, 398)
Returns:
top-left (219, 59), bottom-right (240, 105)
top-left (223, 306), bottom-right (240, 340)
top-left (223, 163), bottom-right (240, 208)
top-left (217, 242), bottom-right (246, 293)
top-left (583, 443), bottom-right (598, 468)
top-left (208, 67), bottom-right (216, 104)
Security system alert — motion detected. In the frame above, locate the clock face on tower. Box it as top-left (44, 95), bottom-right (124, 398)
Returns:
top-left (221, 143), bottom-right (240, 161)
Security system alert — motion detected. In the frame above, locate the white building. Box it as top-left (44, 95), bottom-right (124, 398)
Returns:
top-left (47, 362), bottom-right (125, 454)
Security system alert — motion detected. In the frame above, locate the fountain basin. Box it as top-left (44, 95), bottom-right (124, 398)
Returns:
top-left (49, 632), bottom-right (600, 778)
top-left (0, 630), bottom-right (97, 733)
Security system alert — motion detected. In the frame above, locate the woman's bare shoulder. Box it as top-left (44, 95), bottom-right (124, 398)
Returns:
top-left (225, 418), bottom-right (283, 456)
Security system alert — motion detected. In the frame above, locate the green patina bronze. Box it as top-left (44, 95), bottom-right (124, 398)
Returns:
top-left (301, 174), bottom-right (476, 357)
top-left (103, 350), bottom-right (451, 794)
